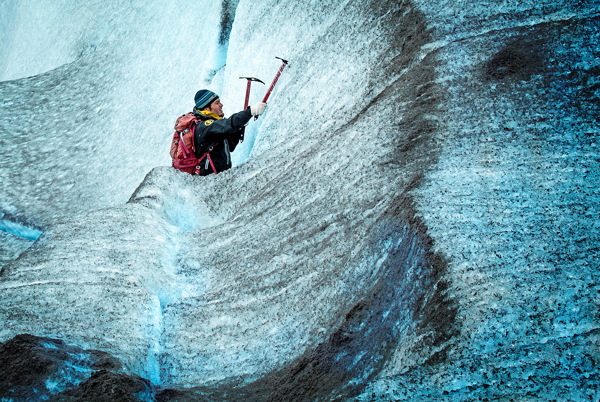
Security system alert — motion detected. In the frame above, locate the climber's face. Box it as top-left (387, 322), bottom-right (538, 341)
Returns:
top-left (208, 99), bottom-right (224, 117)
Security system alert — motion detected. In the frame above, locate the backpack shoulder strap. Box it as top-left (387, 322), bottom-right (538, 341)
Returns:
top-left (197, 145), bottom-right (218, 174)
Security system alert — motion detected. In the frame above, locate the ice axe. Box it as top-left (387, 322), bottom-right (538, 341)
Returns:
top-left (239, 76), bottom-right (265, 109)
top-left (255, 56), bottom-right (289, 119)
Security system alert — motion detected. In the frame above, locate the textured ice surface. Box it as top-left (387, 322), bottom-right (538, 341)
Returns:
top-left (1, 0), bottom-right (599, 400)
top-left (0, 1), bottom-right (225, 229)
top-left (0, 230), bottom-right (33, 267)
top-left (361, 1), bottom-right (600, 400)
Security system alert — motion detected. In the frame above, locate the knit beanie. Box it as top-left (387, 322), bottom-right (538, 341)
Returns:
top-left (194, 89), bottom-right (219, 109)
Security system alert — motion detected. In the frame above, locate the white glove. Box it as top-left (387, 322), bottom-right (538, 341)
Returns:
top-left (250, 101), bottom-right (267, 116)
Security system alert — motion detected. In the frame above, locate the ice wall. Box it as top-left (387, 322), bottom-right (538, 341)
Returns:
top-left (0, 1), bottom-right (226, 230)
top-left (0, 0), bottom-right (598, 400)
top-left (362, 0), bottom-right (600, 400)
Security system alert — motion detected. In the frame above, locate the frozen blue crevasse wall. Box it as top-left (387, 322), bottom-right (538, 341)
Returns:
top-left (0, 0), bottom-right (599, 400)
top-left (360, 0), bottom-right (600, 400)
top-left (1, 1), bottom-right (449, 397)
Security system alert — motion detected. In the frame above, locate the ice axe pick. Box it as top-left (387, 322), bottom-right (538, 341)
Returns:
top-left (239, 76), bottom-right (265, 110)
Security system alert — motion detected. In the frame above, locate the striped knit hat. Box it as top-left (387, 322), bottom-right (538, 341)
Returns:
top-left (194, 89), bottom-right (219, 109)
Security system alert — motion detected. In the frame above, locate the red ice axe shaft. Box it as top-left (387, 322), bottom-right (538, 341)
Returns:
top-left (239, 76), bottom-right (265, 109)
top-left (254, 57), bottom-right (289, 119)
top-left (262, 57), bottom-right (289, 103)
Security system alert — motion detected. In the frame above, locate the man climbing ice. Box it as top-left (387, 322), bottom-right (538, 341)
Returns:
top-left (191, 89), bottom-right (266, 176)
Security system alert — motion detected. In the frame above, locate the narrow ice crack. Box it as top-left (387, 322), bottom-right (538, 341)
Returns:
top-left (143, 199), bottom-right (214, 385)
top-left (144, 221), bottom-right (185, 386)
top-left (0, 218), bottom-right (42, 241)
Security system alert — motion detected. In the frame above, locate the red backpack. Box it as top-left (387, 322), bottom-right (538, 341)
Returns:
top-left (170, 112), bottom-right (217, 175)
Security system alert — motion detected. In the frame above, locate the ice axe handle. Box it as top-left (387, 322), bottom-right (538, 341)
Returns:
top-left (244, 80), bottom-right (251, 109)
top-left (262, 58), bottom-right (288, 103)
top-left (255, 57), bottom-right (289, 119)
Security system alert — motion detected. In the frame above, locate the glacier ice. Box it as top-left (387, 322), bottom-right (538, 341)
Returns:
top-left (1, 0), bottom-right (599, 400)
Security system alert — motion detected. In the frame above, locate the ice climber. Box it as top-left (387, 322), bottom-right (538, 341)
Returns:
top-left (191, 89), bottom-right (266, 175)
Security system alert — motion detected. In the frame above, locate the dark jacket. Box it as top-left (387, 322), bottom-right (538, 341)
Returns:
top-left (193, 108), bottom-right (252, 175)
